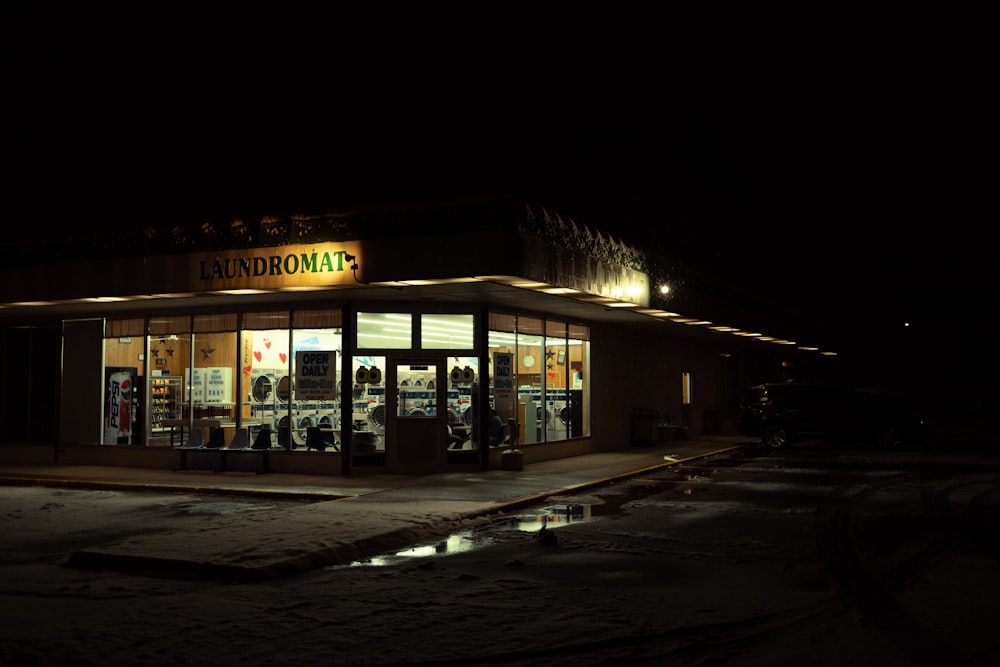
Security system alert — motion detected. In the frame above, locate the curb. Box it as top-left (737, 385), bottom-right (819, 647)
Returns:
top-left (0, 475), bottom-right (350, 502)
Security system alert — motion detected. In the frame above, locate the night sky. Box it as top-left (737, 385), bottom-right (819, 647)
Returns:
top-left (8, 19), bottom-right (992, 389)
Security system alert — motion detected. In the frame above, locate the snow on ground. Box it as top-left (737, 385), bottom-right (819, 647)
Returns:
top-left (1, 448), bottom-right (998, 666)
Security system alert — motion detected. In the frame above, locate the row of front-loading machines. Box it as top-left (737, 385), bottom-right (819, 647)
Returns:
top-left (249, 369), bottom-right (475, 439)
top-left (249, 370), bottom-right (345, 446)
top-left (248, 370), bottom-right (578, 444)
top-left (518, 387), bottom-right (571, 444)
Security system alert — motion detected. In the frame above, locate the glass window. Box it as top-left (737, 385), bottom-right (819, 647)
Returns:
top-left (102, 309), bottom-right (350, 452)
top-left (488, 314), bottom-right (590, 446)
top-left (102, 334), bottom-right (143, 445)
top-left (357, 312), bottom-right (412, 349)
top-left (147, 328), bottom-right (192, 445)
top-left (190, 330), bottom-right (237, 425)
top-left (517, 327), bottom-right (545, 444)
top-left (421, 314), bottom-right (474, 349)
top-left (289, 326), bottom-right (344, 450)
top-left (352, 354), bottom-right (386, 452)
top-left (448, 355), bottom-right (479, 445)
top-left (246, 328), bottom-right (293, 445)
top-left (543, 328), bottom-right (570, 443)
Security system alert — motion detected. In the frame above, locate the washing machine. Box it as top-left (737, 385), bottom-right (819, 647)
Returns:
top-left (275, 374), bottom-right (293, 408)
top-left (368, 403), bottom-right (386, 434)
top-left (249, 368), bottom-right (275, 406)
top-left (545, 391), bottom-right (569, 440)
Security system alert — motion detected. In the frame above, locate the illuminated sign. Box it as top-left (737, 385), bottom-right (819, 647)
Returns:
top-left (195, 242), bottom-right (361, 291)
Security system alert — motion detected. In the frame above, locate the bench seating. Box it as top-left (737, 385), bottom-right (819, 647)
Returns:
top-left (177, 426), bottom-right (283, 473)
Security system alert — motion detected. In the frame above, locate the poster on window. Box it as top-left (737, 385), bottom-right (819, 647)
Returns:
top-left (493, 352), bottom-right (514, 404)
top-left (104, 367), bottom-right (136, 445)
top-left (295, 351), bottom-right (337, 401)
top-left (204, 367), bottom-right (232, 404)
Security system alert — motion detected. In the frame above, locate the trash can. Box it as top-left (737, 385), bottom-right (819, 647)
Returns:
top-left (631, 408), bottom-right (661, 446)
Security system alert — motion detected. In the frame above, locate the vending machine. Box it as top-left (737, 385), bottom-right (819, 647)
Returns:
top-left (104, 366), bottom-right (138, 445)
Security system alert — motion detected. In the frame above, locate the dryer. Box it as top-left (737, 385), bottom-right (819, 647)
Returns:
top-left (249, 368), bottom-right (275, 406)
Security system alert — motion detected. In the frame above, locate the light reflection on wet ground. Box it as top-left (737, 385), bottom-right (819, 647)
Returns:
top-left (342, 452), bottom-right (763, 568)
top-left (346, 504), bottom-right (592, 567)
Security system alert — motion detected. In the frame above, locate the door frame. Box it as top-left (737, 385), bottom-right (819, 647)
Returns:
top-left (384, 354), bottom-right (449, 474)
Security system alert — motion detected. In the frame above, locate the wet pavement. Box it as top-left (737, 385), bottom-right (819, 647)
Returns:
top-left (0, 436), bottom-right (747, 579)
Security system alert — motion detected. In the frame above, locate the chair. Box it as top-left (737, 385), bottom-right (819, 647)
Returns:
top-left (227, 428), bottom-right (250, 450)
top-left (180, 428), bottom-right (204, 449)
top-left (250, 427), bottom-right (274, 450)
top-left (447, 424), bottom-right (467, 449)
top-left (204, 427), bottom-right (225, 450)
top-left (306, 426), bottom-right (326, 450)
top-left (318, 423), bottom-right (339, 450)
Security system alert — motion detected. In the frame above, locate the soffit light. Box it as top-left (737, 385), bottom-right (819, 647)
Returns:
top-left (209, 289), bottom-right (273, 295)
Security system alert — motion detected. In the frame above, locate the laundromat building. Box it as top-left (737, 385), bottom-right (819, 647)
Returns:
top-left (0, 194), bottom-right (839, 475)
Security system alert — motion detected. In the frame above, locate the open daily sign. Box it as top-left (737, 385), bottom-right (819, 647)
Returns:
top-left (295, 351), bottom-right (337, 400)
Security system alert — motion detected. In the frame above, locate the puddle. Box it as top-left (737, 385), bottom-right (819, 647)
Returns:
top-left (345, 503), bottom-right (592, 567)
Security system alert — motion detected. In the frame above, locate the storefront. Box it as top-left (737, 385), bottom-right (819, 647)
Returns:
top-left (0, 194), bottom-right (839, 474)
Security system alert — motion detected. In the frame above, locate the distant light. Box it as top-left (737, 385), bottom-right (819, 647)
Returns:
top-left (904, 321), bottom-right (910, 327)
top-left (659, 284), bottom-right (671, 295)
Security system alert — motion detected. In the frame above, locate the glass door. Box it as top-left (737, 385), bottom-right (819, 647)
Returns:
top-left (386, 359), bottom-right (446, 473)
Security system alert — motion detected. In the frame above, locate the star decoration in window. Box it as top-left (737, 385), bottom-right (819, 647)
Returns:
top-left (202, 345), bottom-right (215, 360)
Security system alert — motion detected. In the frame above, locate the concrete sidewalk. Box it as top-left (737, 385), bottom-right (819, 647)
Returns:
top-left (1, 436), bottom-right (748, 580)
